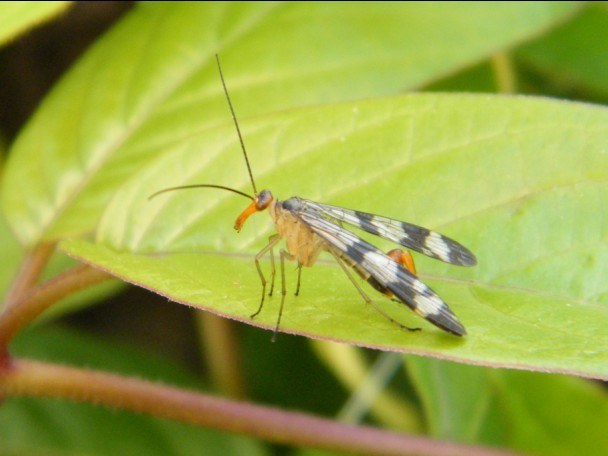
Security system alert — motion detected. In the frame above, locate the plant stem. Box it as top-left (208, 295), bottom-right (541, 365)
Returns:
top-left (3, 242), bottom-right (55, 312)
top-left (491, 53), bottom-right (517, 94)
top-left (197, 311), bottom-right (247, 399)
top-left (0, 358), bottom-right (523, 456)
top-left (0, 264), bottom-right (112, 361)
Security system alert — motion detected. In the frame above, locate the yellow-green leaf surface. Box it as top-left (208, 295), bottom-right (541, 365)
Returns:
top-left (0, 1), bottom-right (72, 47)
top-left (63, 93), bottom-right (608, 379)
top-left (1, 2), bottom-right (581, 246)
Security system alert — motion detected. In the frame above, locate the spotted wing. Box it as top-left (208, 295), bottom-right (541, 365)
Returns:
top-left (294, 206), bottom-right (466, 336)
top-left (300, 199), bottom-right (476, 267)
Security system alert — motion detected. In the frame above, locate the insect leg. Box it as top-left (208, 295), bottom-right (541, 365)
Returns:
top-left (268, 235), bottom-right (277, 297)
top-left (251, 234), bottom-right (282, 319)
top-left (328, 249), bottom-right (421, 333)
top-left (294, 264), bottom-right (303, 296)
top-left (273, 248), bottom-right (296, 342)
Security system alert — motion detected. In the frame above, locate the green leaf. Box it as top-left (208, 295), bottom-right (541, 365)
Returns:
top-left (407, 358), bottom-right (608, 456)
top-left (517, 4), bottom-right (608, 101)
top-left (61, 93), bottom-right (608, 379)
top-left (0, 141), bottom-right (24, 305)
top-left (407, 358), bottom-right (506, 444)
top-left (1, 2), bottom-right (581, 247)
top-left (0, 1), bottom-right (72, 48)
top-left (0, 195), bottom-right (23, 304)
top-left (1, 325), bottom-right (266, 456)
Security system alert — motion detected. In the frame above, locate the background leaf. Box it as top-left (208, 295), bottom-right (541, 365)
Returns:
top-left (0, 144), bottom-right (23, 302)
top-left (517, 3), bottom-right (608, 101)
top-left (407, 358), bottom-right (608, 456)
top-left (1, 2), bottom-right (582, 247)
top-left (0, 1), bottom-right (72, 48)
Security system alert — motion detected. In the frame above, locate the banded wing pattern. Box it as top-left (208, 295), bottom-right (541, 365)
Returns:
top-left (291, 199), bottom-right (467, 336)
top-left (300, 200), bottom-right (476, 267)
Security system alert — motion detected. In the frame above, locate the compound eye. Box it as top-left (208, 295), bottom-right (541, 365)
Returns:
top-left (234, 189), bottom-right (273, 232)
top-left (256, 189), bottom-right (273, 210)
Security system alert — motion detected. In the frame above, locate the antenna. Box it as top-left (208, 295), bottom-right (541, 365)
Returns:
top-left (149, 56), bottom-right (259, 203)
top-left (215, 54), bottom-right (258, 195)
top-left (148, 184), bottom-right (253, 201)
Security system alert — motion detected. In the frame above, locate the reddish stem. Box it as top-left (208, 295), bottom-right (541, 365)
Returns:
top-left (3, 242), bottom-right (55, 311)
top-left (0, 359), bottom-right (522, 456)
top-left (0, 264), bottom-right (112, 357)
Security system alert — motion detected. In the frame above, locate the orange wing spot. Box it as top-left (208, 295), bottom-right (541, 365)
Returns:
top-left (387, 248), bottom-right (417, 275)
top-left (367, 249), bottom-right (417, 298)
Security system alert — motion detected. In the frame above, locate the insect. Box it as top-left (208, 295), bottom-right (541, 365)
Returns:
top-left (151, 55), bottom-right (477, 339)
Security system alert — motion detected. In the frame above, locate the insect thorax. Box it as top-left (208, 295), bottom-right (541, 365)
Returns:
top-left (274, 197), bottom-right (324, 267)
